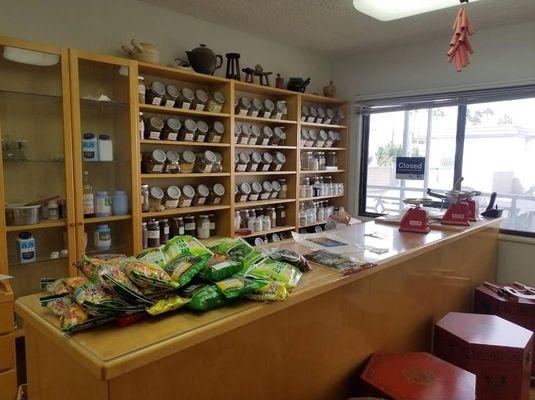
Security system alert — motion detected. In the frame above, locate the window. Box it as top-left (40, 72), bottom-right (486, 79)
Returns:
top-left (359, 91), bottom-right (535, 236)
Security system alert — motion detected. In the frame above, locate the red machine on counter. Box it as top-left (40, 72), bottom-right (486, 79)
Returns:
top-left (427, 178), bottom-right (481, 226)
top-left (399, 198), bottom-right (433, 234)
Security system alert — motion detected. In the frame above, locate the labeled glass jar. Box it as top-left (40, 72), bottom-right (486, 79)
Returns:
top-left (270, 152), bottom-right (286, 171)
top-left (259, 152), bottom-right (273, 171)
top-left (334, 109), bottom-right (346, 125)
top-left (142, 222), bottom-right (148, 249)
top-left (196, 215), bottom-right (210, 239)
top-left (159, 219), bottom-right (170, 244)
top-left (207, 121), bottom-right (225, 143)
top-left (308, 130), bottom-right (318, 147)
top-left (260, 99), bottom-right (275, 118)
top-left (249, 125), bottom-right (261, 145)
top-left (272, 127), bottom-right (285, 146)
top-left (301, 105), bottom-right (310, 122)
top-left (138, 76), bottom-right (146, 104)
top-left (176, 87), bottom-right (195, 110)
top-left (239, 124), bottom-right (251, 144)
top-left (192, 184), bottom-right (209, 206)
top-left (247, 152), bottom-right (262, 172)
top-left (270, 180), bottom-right (281, 199)
top-left (164, 150), bottom-right (180, 174)
top-left (234, 123), bottom-right (242, 144)
top-left (316, 130), bottom-right (328, 148)
top-left (260, 181), bottom-right (272, 200)
top-left (179, 151), bottom-right (196, 173)
top-left (142, 149), bottom-right (166, 173)
top-left (184, 215), bottom-right (196, 236)
top-left (195, 120), bottom-right (209, 142)
top-left (324, 108), bottom-right (335, 125)
top-left (278, 178), bottom-right (288, 199)
top-left (208, 214), bottom-right (216, 236)
top-left (193, 89), bottom-right (209, 111)
top-left (276, 205), bottom-right (287, 225)
top-left (305, 151), bottom-right (318, 171)
top-left (326, 151), bottom-right (337, 168)
top-left (273, 100), bottom-right (287, 120)
top-left (178, 119), bottom-right (197, 142)
top-left (161, 118), bottom-right (181, 141)
top-left (309, 106), bottom-right (319, 122)
top-left (328, 131), bottom-right (338, 147)
top-left (266, 207), bottom-right (277, 227)
top-left (317, 152), bottom-right (326, 171)
top-left (235, 182), bottom-right (251, 203)
top-left (149, 186), bottom-right (164, 211)
top-left (170, 216), bottom-right (185, 237)
top-left (146, 81), bottom-right (165, 105)
top-left (163, 185), bottom-right (181, 209)
top-left (207, 183), bottom-right (225, 205)
top-left (147, 219), bottom-right (160, 248)
top-left (234, 211), bottom-right (241, 232)
top-left (141, 184), bottom-right (150, 212)
top-left (324, 130), bottom-right (334, 148)
top-left (207, 91), bottom-right (226, 113)
top-left (195, 150), bottom-right (217, 173)
top-left (317, 108), bottom-right (326, 124)
top-left (144, 116), bottom-right (164, 140)
top-left (259, 126), bottom-right (273, 146)
top-left (249, 181), bottom-right (262, 201)
top-left (235, 96), bottom-right (251, 116)
top-left (248, 98), bottom-right (262, 117)
top-left (179, 185), bottom-right (195, 207)
top-left (212, 152), bottom-right (223, 173)
top-left (235, 152), bottom-right (250, 172)
top-left (164, 84), bottom-right (179, 108)
top-left (301, 129), bottom-right (311, 147)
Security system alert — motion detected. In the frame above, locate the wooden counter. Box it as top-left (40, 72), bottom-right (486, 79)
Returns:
top-left (15, 219), bottom-right (500, 400)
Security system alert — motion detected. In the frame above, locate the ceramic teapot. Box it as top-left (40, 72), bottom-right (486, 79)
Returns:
top-left (185, 44), bottom-right (223, 75)
top-left (121, 39), bottom-right (159, 64)
top-left (287, 77), bottom-right (311, 93)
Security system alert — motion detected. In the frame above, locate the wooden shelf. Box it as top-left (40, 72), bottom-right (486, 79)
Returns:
top-left (141, 173), bottom-right (230, 179)
top-left (299, 169), bottom-right (345, 175)
top-left (234, 171), bottom-right (296, 176)
top-left (234, 81), bottom-right (297, 97)
top-left (234, 115), bottom-right (296, 125)
top-left (235, 144), bottom-right (296, 150)
top-left (142, 205), bottom-right (230, 218)
top-left (300, 122), bottom-right (347, 129)
top-left (300, 93), bottom-right (346, 105)
top-left (9, 255), bottom-right (68, 268)
top-left (138, 62), bottom-right (228, 85)
top-left (300, 147), bottom-right (346, 151)
top-left (299, 221), bottom-right (327, 229)
top-left (234, 198), bottom-right (295, 209)
top-left (299, 194), bottom-right (345, 202)
top-left (84, 215), bottom-right (132, 224)
top-left (140, 139), bottom-right (230, 148)
top-left (237, 225), bottom-right (296, 239)
top-left (5, 219), bottom-right (66, 232)
top-left (140, 103), bottom-right (230, 119)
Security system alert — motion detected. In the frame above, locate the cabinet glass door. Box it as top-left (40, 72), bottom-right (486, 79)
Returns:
top-left (0, 37), bottom-right (76, 297)
top-left (70, 51), bottom-right (138, 259)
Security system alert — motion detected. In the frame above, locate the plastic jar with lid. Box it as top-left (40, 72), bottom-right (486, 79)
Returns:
top-left (207, 183), bottom-right (225, 205)
top-left (270, 152), bottom-right (286, 171)
top-left (316, 130), bottom-right (328, 148)
top-left (249, 181), bottom-right (262, 201)
top-left (184, 215), bottom-right (196, 236)
top-left (278, 179), bottom-right (288, 199)
top-left (317, 108), bottom-right (326, 124)
top-left (234, 123), bottom-right (242, 144)
top-left (208, 213), bottom-right (216, 236)
top-left (179, 119), bottom-right (197, 142)
top-left (259, 126), bottom-right (273, 146)
top-left (324, 130), bottom-right (334, 148)
top-left (195, 120), bottom-right (209, 143)
top-left (147, 219), bottom-right (160, 248)
top-left (301, 129), bottom-right (311, 147)
top-left (207, 121), bottom-right (225, 143)
top-left (260, 99), bottom-right (275, 118)
top-left (159, 219), bottom-right (170, 244)
top-left (212, 152), bottom-right (223, 173)
top-left (207, 91), bottom-right (226, 113)
top-left (328, 131), bottom-right (338, 147)
top-left (235, 182), bottom-right (251, 203)
top-left (164, 150), bottom-right (180, 174)
top-left (270, 180), bottom-right (281, 199)
top-left (142, 222), bottom-right (148, 249)
top-left (318, 152), bottom-right (326, 171)
top-left (195, 150), bottom-right (217, 173)
top-left (234, 211), bottom-right (241, 231)
top-left (179, 151), bottom-right (196, 173)
top-left (272, 127), bottom-right (285, 146)
top-left (141, 184), bottom-right (150, 212)
top-left (142, 149), bottom-right (166, 173)
top-left (326, 151), bottom-right (337, 168)
top-left (161, 118), bottom-right (181, 141)
top-left (308, 129), bottom-right (318, 147)
top-left (260, 181), bottom-right (273, 200)
top-left (247, 152), bottom-right (262, 172)
top-left (266, 207), bottom-right (277, 227)
top-left (259, 152), bottom-right (273, 171)
top-left (192, 184), bottom-right (209, 206)
top-left (164, 84), bottom-right (179, 108)
top-left (306, 151), bottom-right (318, 171)
top-left (300, 178), bottom-right (309, 198)
top-left (138, 76), bottom-right (146, 104)
top-left (239, 124), bottom-right (251, 144)
top-left (193, 89), bottom-right (209, 111)
top-left (163, 186), bottom-right (181, 209)
top-left (301, 105), bottom-right (310, 122)
top-left (179, 185), bottom-right (195, 207)
top-left (176, 87), bottom-right (195, 110)
top-left (249, 125), bottom-right (261, 145)
top-left (324, 108), bottom-right (335, 125)
top-left (144, 116), bottom-right (164, 140)
top-left (235, 152), bottom-right (250, 172)
top-left (272, 101), bottom-right (287, 120)
top-left (94, 191), bottom-right (112, 218)
top-left (235, 96), bottom-right (251, 116)
top-left (149, 186), bottom-right (164, 211)
top-left (248, 98), bottom-right (262, 117)
top-left (276, 205), bottom-right (287, 225)
top-left (309, 106), bottom-right (319, 123)
top-left (170, 216), bottom-right (185, 237)
top-left (146, 81), bottom-right (165, 105)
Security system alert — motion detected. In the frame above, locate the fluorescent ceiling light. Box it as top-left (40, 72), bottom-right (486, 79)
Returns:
top-left (353, 0), bottom-right (481, 21)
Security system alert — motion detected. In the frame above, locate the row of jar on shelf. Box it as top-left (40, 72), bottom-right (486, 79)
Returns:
top-left (235, 97), bottom-right (288, 120)
top-left (300, 129), bottom-right (342, 148)
top-left (142, 214), bottom-right (218, 248)
top-left (141, 79), bottom-right (226, 113)
top-left (142, 149), bottom-right (223, 174)
top-left (234, 123), bottom-right (286, 146)
top-left (299, 201), bottom-right (342, 227)
top-left (300, 176), bottom-right (344, 198)
top-left (234, 151), bottom-right (286, 172)
top-left (300, 105), bottom-right (346, 125)
top-left (141, 115), bottom-right (226, 143)
top-left (301, 151), bottom-right (339, 172)
top-left (246, 232), bottom-right (291, 247)
top-left (142, 183), bottom-right (225, 213)
top-left (234, 205), bottom-right (289, 233)
top-left (234, 179), bottom-right (288, 203)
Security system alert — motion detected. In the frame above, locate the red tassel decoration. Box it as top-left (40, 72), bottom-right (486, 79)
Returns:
top-left (447, 7), bottom-right (475, 72)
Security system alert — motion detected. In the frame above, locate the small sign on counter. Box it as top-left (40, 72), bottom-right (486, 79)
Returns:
top-left (396, 157), bottom-right (425, 180)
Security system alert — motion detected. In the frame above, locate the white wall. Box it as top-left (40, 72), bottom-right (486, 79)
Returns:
top-left (0, 0), bottom-right (332, 93)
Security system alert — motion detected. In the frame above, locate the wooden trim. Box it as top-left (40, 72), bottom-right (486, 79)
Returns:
top-left (229, 80), bottom-right (236, 238)
top-left (129, 62), bottom-right (142, 254)
top-left (138, 61), bottom-right (229, 84)
top-left (0, 34), bottom-right (62, 55)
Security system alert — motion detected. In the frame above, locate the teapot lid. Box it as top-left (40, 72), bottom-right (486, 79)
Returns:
top-left (191, 44), bottom-right (215, 55)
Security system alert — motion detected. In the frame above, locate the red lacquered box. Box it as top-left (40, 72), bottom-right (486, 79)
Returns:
top-left (474, 283), bottom-right (535, 375)
top-left (360, 352), bottom-right (476, 400)
top-left (433, 312), bottom-right (533, 400)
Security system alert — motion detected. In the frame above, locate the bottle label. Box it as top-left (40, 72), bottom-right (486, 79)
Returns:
top-left (178, 227), bottom-right (185, 235)
top-left (163, 227), bottom-right (169, 235)
top-left (195, 104), bottom-right (205, 111)
top-left (148, 230), bottom-right (160, 239)
top-left (165, 100), bottom-right (175, 108)
top-left (167, 132), bottom-right (178, 141)
top-left (181, 102), bottom-right (191, 110)
top-left (151, 97), bottom-right (162, 105)
top-left (185, 222), bottom-right (195, 230)
top-left (149, 131), bottom-right (160, 140)
top-left (83, 194), bottom-right (94, 214)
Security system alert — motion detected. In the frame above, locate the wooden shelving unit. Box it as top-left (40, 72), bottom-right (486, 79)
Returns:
top-left (5, 220), bottom-right (67, 232)
top-left (236, 225), bottom-right (297, 239)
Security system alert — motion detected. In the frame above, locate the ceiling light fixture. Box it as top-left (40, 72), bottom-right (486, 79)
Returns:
top-left (353, 0), bottom-right (481, 21)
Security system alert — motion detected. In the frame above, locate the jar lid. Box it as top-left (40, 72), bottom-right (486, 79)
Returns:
top-left (337, 109), bottom-right (346, 118)
top-left (271, 180), bottom-right (281, 191)
top-left (239, 182), bottom-right (251, 194)
top-left (241, 124), bottom-right (251, 136)
top-left (276, 101), bottom-right (287, 113)
top-left (261, 152), bottom-right (273, 163)
top-left (326, 108), bottom-right (335, 118)
top-left (149, 116), bottom-right (164, 130)
top-left (251, 98), bottom-right (262, 109)
top-left (141, 184), bottom-right (149, 189)
top-left (234, 184), bottom-right (238, 194)
top-left (262, 181), bottom-right (273, 192)
top-left (196, 120), bottom-right (209, 133)
top-left (149, 186), bottom-right (164, 199)
top-left (302, 130), bottom-right (310, 139)
top-left (239, 97), bottom-right (251, 108)
top-left (165, 150), bottom-right (180, 163)
top-left (181, 87), bottom-right (195, 101)
top-left (234, 123), bottom-right (242, 135)
top-left (212, 91), bottom-right (225, 104)
top-left (234, 153), bottom-right (239, 163)
top-left (213, 121), bottom-right (225, 134)
top-left (238, 152), bottom-right (251, 164)
top-left (309, 129), bottom-right (318, 140)
top-left (98, 134), bottom-right (110, 140)
top-left (166, 84), bottom-right (179, 98)
top-left (195, 89), bottom-right (208, 103)
top-left (318, 108), bottom-right (326, 117)
top-left (151, 149), bottom-right (167, 163)
top-left (273, 127), bottom-right (285, 139)
top-left (262, 126), bottom-right (273, 138)
top-left (166, 185), bottom-right (181, 199)
top-left (182, 185), bottom-right (195, 198)
top-left (328, 130), bottom-right (337, 139)
top-left (197, 184), bottom-right (209, 197)
top-left (97, 191), bottom-right (108, 196)
top-left (203, 150), bottom-right (217, 164)
top-left (319, 130), bottom-right (328, 140)
top-left (212, 183), bottom-right (225, 196)
top-left (273, 152), bottom-right (286, 164)
top-left (263, 99), bottom-right (275, 111)
top-left (173, 216), bottom-right (184, 222)
top-left (250, 152), bottom-right (262, 164)
top-left (181, 151), bottom-right (196, 164)
top-left (250, 125), bottom-right (261, 137)
top-left (151, 81), bottom-right (165, 96)
top-left (83, 132), bottom-right (96, 139)
top-left (184, 215), bottom-right (195, 221)
top-left (183, 118), bottom-right (197, 132)
top-left (166, 117), bottom-right (181, 131)
top-left (254, 237), bottom-right (264, 246)
top-left (301, 105), bottom-right (309, 115)
top-left (249, 181), bottom-right (261, 194)
top-left (309, 106), bottom-right (318, 115)
top-left (272, 233), bottom-right (281, 242)
top-left (214, 152), bottom-right (223, 163)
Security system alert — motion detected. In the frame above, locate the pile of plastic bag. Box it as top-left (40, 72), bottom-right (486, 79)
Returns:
top-left (39, 236), bottom-right (310, 334)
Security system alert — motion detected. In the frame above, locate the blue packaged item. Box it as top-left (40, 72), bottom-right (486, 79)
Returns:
top-left (112, 191), bottom-right (128, 216)
top-left (82, 133), bottom-right (98, 161)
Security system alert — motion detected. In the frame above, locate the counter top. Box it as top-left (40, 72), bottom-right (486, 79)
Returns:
top-left (15, 218), bottom-right (500, 380)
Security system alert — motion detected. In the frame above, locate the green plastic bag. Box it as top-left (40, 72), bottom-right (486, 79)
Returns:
top-left (215, 277), bottom-right (266, 299)
top-left (246, 280), bottom-right (288, 302)
top-left (136, 248), bottom-right (167, 268)
top-left (182, 284), bottom-right (228, 312)
top-left (206, 238), bottom-right (264, 269)
top-left (146, 294), bottom-right (190, 316)
top-left (123, 257), bottom-right (178, 291)
top-left (200, 259), bottom-right (243, 282)
top-left (245, 259), bottom-right (302, 291)
top-left (161, 236), bottom-right (213, 264)
top-left (163, 254), bottom-right (207, 287)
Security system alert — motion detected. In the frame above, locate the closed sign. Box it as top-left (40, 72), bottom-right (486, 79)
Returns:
top-left (396, 157), bottom-right (425, 180)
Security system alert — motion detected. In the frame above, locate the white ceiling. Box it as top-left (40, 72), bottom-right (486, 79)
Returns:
top-left (139, 0), bottom-right (535, 55)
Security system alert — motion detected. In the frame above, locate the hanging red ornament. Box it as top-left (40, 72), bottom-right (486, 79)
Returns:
top-left (447, 5), bottom-right (475, 72)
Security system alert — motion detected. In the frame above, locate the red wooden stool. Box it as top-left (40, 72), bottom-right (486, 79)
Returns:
top-left (474, 283), bottom-right (535, 375)
top-left (360, 352), bottom-right (476, 400)
top-left (433, 312), bottom-right (533, 400)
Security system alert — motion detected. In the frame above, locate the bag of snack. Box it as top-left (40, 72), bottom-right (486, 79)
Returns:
top-left (75, 255), bottom-right (126, 281)
top-left (73, 281), bottom-right (144, 317)
top-left (40, 293), bottom-right (74, 317)
top-left (207, 238), bottom-right (264, 269)
top-left (268, 248), bottom-right (312, 272)
top-left (146, 294), bottom-right (190, 316)
top-left (200, 259), bottom-right (243, 282)
top-left (136, 248), bottom-right (166, 268)
top-left (246, 280), bottom-right (288, 302)
top-left (122, 258), bottom-right (178, 290)
top-left (98, 264), bottom-right (151, 305)
top-left (163, 254), bottom-right (207, 287)
top-left (215, 277), bottom-right (266, 299)
top-left (161, 236), bottom-right (213, 264)
top-left (61, 303), bottom-right (115, 334)
top-left (181, 284), bottom-right (228, 312)
top-left (40, 277), bottom-right (89, 295)
top-left (245, 259), bottom-right (302, 291)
